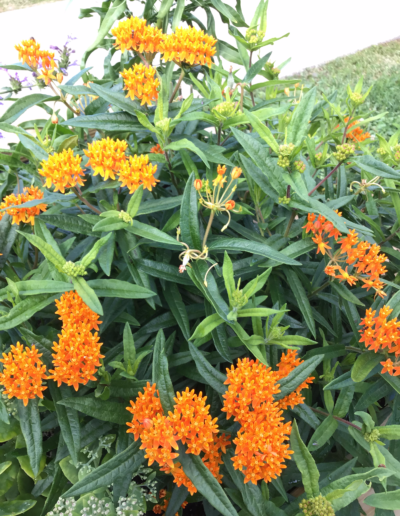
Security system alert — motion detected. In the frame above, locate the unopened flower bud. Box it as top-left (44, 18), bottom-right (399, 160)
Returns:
top-left (56, 72), bottom-right (64, 84)
top-left (194, 179), bottom-right (202, 191)
top-left (225, 200), bottom-right (235, 211)
top-left (51, 113), bottom-right (58, 124)
top-left (231, 167), bottom-right (242, 179)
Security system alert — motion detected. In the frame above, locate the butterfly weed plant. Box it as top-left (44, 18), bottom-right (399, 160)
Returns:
top-left (0, 0), bottom-right (400, 515)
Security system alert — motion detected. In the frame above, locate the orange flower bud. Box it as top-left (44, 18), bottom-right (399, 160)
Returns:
top-left (231, 167), bottom-right (242, 179)
top-left (194, 179), bottom-right (202, 191)
top-left (57, 72), bottom-right (64, 84)
top-left (51, 113), bottom-right (58, 124)
top-left (217, 165), bottom-right (226, 175)
top-left (225, 200), bottom-right (235, 211)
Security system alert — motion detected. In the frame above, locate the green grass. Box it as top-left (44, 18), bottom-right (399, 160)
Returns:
top-left (0, 0), bottom-right (62, 13)
top-left (294, 39), bottom-right (400, 137)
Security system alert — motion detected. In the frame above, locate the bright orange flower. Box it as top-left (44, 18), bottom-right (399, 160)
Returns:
top-left (127, 384), bottom-right (229, 494)
top-left (312, 233), bottom-right (331, 255)
top-left (0, 343), bottom-right (48, 406)
top-left (84, 137), bottom-right (127, 181)
top-left (55, 291), bottom-right (101, 331)
top-left (217, 165), bottom-right (227, 175)
top-left (324, 265), bottom-right (337, 276)
top-left (222, 352), bottom-right (313, 484)
top-left (194, 179), bottom-right (203, 191)
top-left (160, 26), bottom-right (217, 67)
top-left (225, 200), bottom-right (235, 211)
top-left (212, 174), bottom-right (227, 188)
top-left (334, 266), bottom-right (357, 286)
top-left (37, 64), bottom-right (56, 85)
top-left (360, 306), bottom-right (400, 373)
top-left (0, 186), bottom-right (47, 226)
top-left (48, 292), bottom-right (103, 391)
top-left (112, 17), bottom-right (164, 54)
top-left (15, 39), bottom-right (55, 69)
top-left (344, 117), bottom-right (370, 142)
top-left (118, 154), bottom-right (159, 193)
top-left (39, 149), bottom-right (85, 193)
top-left (120, 64), bottom-right (159, 106)
top-left (150, 144), bottom-right (165, 155)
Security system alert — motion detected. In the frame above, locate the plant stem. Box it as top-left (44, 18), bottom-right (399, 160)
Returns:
top-left (345, 346), bottom-right (363, 354)
top-left (73, 187), bottom-right (101, 214)
top-left (308, 162), bottom-right (342, 197)
top-left (217, 124), bottom-right (222, 145)
top-left (342, 108), bottom-right (355, 144)
top-left (33, 246), bottom-right (39, 270)
top-left (137, 52), bottom-right (151, 68)
top-left (49, 81), bottom-right (80, 115)
top-left (310, 407), bottom-right (362, 431)
top-left (308, 281), bottom-right (330, 298)
top-left (284, 209), bottom-right (296, 238)
top-left (169, 69), bottom-right (185, 103)
top-left (249, 52), bottom-right (256, 107)
top-left (202, 211), bottom-right (215, 249)
top-left (380, 227), bottom-right (400, 244)
top-left (220, 133), bottom-right (231, 146)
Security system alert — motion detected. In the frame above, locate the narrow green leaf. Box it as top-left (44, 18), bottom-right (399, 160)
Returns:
top-left (165, 139), bottom-right (210, 167)
top-left (18, 232), bottom-right (65, 270)
top-left (87, 279), bottom-right (155, 299)
top-left (180, 173), bottom-right (202, 250)
top-left (331, 281), bottom-right (364, 307)
top-left (364, 490), bottom-right (400, 510)
top-left (72, 277), bottom-right (103, 315)
top-left (245, 109), bottom-right (279, 152)
top-left (285, 269), bottom-right (316, 337)
top-left (164, 283), bottom-right (191, 341)
top-left (287, 87), bottom-right (317, 146)
top-left (17, 399), bottom-right (42, 477)
top-left (290, 420), bottom-right (320, 498)
top-left (0, 294), bottom-right (58, 331)
top-left (80, 233), bottom-right (112, 269)
top-left (351, 352), bottom-right (384, 382)
top-left (126, 220), bottom-right (182, 248)
top-left (190, 313), bottom-right (224, 340)
top-left (188, 342), bottom-right (226, 394)
top-left (152, 330), bottom-right (175, 413)
top-left (127, 184), bottom-right (144, 218)
top-left (308, 415), bottom-right (338, 451)
top-left (57, 397), bottom-right (130, 425)
top-left (276, 355), bottom-right (322, 400)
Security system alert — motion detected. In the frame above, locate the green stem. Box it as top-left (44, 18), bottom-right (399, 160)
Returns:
top-left (202, 211), bottom-right (215, 249)
top-left (310, 407), bottom-right (362, 431)
top-left (308, 281), bottom-right (330, 298)
top-left (284, 209), bottom-right (296, 238)
top-left (73, 187), bottom-right (101, 215)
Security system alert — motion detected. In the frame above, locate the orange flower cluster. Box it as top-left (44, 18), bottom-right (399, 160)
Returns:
top-left (304, 213), bottom-right (387, 298)
top-left (0, 186), bottom-right (47, 225)
top-left (150, 143), bottom-right (165, 155)
top-left (0, 343), bottom-right (48, 406)
top-left (160, 26), bottom-right (217, 67)
top-left (118, 154), bottom-right (158, 193)
top-left (112, 17), bottom-right (164, 54)
top-left (120, 64), bottom-right (160, 106)
top-left (222, 351), bottom-right (313, 485)
top-left (84, 137), bottom-right (127, 181)
top-left (344, 117), bottom-right (371, 142)
top-left (360, 305), bottom-right (400, 376)
top-left (127, 383), bottom-right (230, 495)
top-left (39, 149), bottom-right (85, 193)
top-left (48, 291), bottom-right (104, 391)
top-left (15, 39), bottom-right (55, 69)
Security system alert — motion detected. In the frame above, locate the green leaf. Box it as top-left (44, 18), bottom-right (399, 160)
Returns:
top-left (180, 173), bottom-right (202, 250)
top-left (308, 415), bottom-right (338, 451)
top-left (205, 301), bottom-right (232, 363)
top-left (354, 155), bottom-right (400, 180)
top-left (222, 251), bottom-right (235, 303)
top-left (333, 385), bottom-right (355, 418)
top-left (364, 490), bottom-right (400, 510)
top-left (243, 53), bottom-right (272, 84)
top-left (287, 87), bottom-right (317, 146)
top-left (237, 308), bottom-right (281, 318)
top-left (0, 500), bottom-right (37, 516)
top-left (152, 330), bottom-right (175, 413)
top-left (208, 237), bottom-right (300, 265)
top-left (190, 313), bottom-right (224, 340)
top-left (81, 233), bottom-right (112, 268)
top-left (48, 383), bottom-right (80, 466)
top-left (276, 355), bottom-right (322, 400)
top-left (290, 420), bottom-right (320, 498)
top-left (4, 280), bottom-right (71, 296)
top-left (331, 281), bottom-right (364, 307)
top-left (40, 465), bottom-right (68, 516)
top-left (39, 214), bottom-right (94, 235)
top-left (165, 485), bottom-right (188, 516)
top-left (188, 342), bottom-right (226, 394)
top-left (0, 93), bottom-right (53, 124)
top-left (126, 221), bottom-right (182, 248)
top-left (137, 196), bottom-right (182, 216)
top-left (57, 397), bottom-right (130, 425)
top-left (171, 0), bottom-right (185, 30)
top-left (245, 109), bottom-right (279, 153)
top-left (87, 279), bottom-right (155, 299)
top-left (0, 294), bottom-right (58, 331)
top-left (379, 425), bottom-right (400, 440)
top-left (127, 184), bottom-right (144, 218)
top-left (351, 352), bottom-right (385, 382)
top-left (210, 0), bottom-right (245, 24)
top-left (61, 112), bottom-right (142, 131)
top-left (63, 441), bottom-right (143, 497)
top-left (123, 323), bottom-right (136, 372)
top-left (18, 232), bottom-right (66, 270)
top-left (178, 442), bottom-right (239, 516)
top-left (164, 283), bottom-right (191, 341)
top-left (19, 135), bottom-right (49, 161)
top-left (17, 400), bottom-right (42, 478)
top-left (81, 0), bottom-right (127, 66)
top-left (88, 83), bottom-right (140, 116)
top-left (285, 269), bottom-right (316, 337)
top-left (165, 139), bottom-right (210, 168)
top-left (72, 277), bottom-right (103, 315)
top-left (157, 0), bottom-right (174, 19)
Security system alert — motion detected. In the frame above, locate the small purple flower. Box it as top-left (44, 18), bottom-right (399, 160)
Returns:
top-left (0, 96), bottom-right (2, 106)
top-left (0, 132), bottom-right (4, 140)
